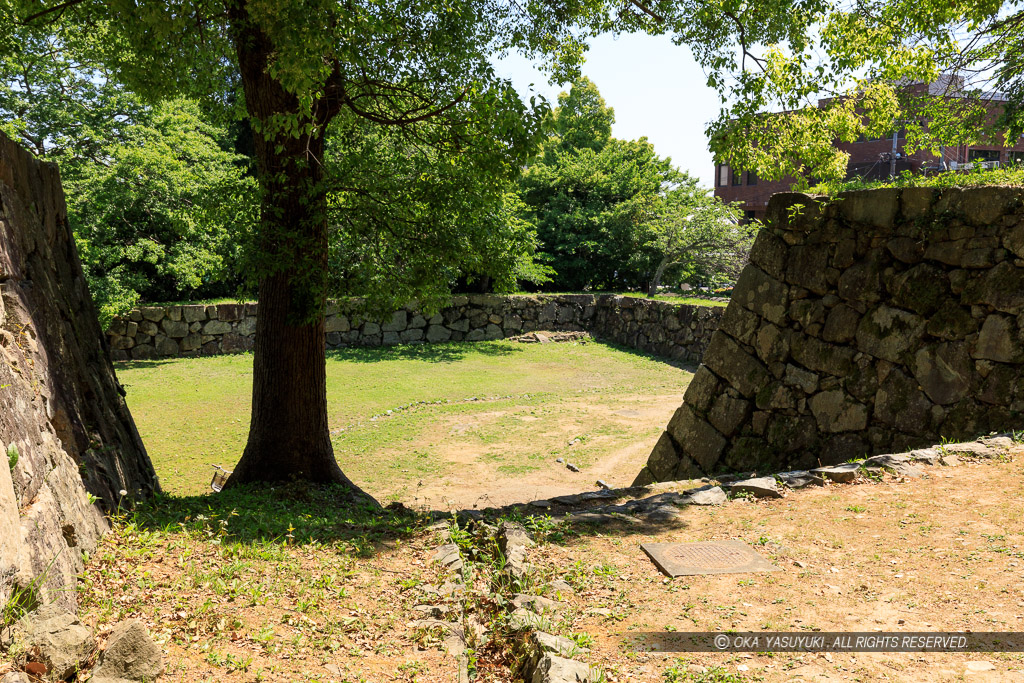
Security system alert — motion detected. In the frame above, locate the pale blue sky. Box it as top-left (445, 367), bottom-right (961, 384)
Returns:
top-left (495, 33), bottom-right (723, 188)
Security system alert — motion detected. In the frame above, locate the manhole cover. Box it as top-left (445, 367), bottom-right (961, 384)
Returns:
top-left (641, 540), bottom-right (781, 577)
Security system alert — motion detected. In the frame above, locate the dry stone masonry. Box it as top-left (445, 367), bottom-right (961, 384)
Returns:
top-left (0, 131), bottom-right (157, 615)
top-left (107, 293), bottom-right (723, 363)
top-left (637, 187), bottom-right (1024, 484)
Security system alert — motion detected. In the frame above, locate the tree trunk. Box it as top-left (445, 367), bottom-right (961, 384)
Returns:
top-left (648, 258), bottom-right (670, 297)
top-left (222, 5), bottom-right (375, 504)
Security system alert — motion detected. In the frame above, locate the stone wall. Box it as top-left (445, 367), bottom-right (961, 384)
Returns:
top-left (107, 294), bottom-right (724, 364)
top-left (637, 187), bottom-right (1024, 484)
top-left (0, 132), bottom-right (158, 614)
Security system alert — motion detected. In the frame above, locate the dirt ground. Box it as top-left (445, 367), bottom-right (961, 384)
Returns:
top-left (542, 452), bottom-right (1024, 683)
top-left (397, 393), bottom-right (677, 511)
top-left (25, 445), bottom-right (1019, 683)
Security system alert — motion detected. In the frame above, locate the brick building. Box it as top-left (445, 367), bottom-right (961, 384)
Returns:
top-left (715, 82), bottom-right (1024, 221)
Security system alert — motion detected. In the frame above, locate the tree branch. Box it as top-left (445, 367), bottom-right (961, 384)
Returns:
top-left (628, 0), bottom-right (665, 22)
top-left (21, 0), bottom-right (89, 24)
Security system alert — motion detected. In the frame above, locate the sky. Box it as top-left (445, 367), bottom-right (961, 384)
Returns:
top-left (494, 33), bottom-right (724, 188)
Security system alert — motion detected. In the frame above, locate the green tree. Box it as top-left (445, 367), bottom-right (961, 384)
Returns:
top-left (6, 0), bottom-right (606, 496)
top-left (0, 18), bottom-right (147, 164)
top-left (69, 99), bottom-right (257, 325)
top-left (520, 79), bottom-right (681, 291)
top-left (645, 181), bottom-right (750, 296)
top-left (0, 20), bottom-right (255, 320)
top-left (324, 110), bottom-right (551, 309)
top-left (3, 0), bottom-right (858, 496)
top-left (549, 76), bottom-right (614, 153)
top-left (697, 0), bottom-right (1024, 184)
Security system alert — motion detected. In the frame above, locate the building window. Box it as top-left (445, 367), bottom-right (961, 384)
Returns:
top-left (969, 149), bottom-right (1000, 163)
top-left (745, 210), bottom-right (756, 221)
top-left (747, 172), bottom-right (757, 186)
top-left (1009, 151), bottom-right (1024, 164)
top-left (718, 165), bottom-right (729, 186)
top-left (731, 170), bottom-right (742, 186)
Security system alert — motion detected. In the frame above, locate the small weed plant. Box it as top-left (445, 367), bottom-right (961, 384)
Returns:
top-left (664, 660), bottom-right (750, 682)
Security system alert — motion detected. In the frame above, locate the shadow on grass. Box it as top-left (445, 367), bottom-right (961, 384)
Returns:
top-left (590, 339), bottom-right (700, 372)
top-left (113, 353), bottom-right (254, 370)
top-left (326, 340), bottom-right (523, 364)
top-left (130, 482), bottom-right (429, 553)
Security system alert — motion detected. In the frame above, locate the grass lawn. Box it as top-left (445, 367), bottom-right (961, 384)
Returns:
top-left (116, 341), bottom-right (693, 506)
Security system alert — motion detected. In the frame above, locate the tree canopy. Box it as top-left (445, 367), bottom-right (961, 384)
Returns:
top-left (69, 99), bottom-right (256, 324)
top-left (520, 78), bottom-right (745, 294)
top-left (698, 0), bottom-right (1024, 183)
top-left (646, 178), bottom-right (750, 295)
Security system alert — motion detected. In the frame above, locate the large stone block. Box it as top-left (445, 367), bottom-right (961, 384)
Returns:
top-left (682, 366), bottom-right (721, 413)
top-left (790, 335), bottom-right (855, 376)
top-left (719, 302), bottom-right (761, 345)
top-left (203, 319), bottom-right (232, 335)
top-left (855, 305), bottom-right (925, 362)
top-left (808, 390), bottom-right (869, 433)
top-left (962, 261), bottom-right (1024, 314)
top-left (381, 310), bottom-right (407, 332)
top-left (911, 342), bottom-right (974, 405)
top-left (664, 404), bottom-right (727, 472)
top-left (889, 263), bottom-right (950, 315)
top-left (748, 229), bottom-right (789, 279)
top-left (822, 303), bottom-right (861, 343)
top-left (217, 303), bottom-right (244, 321)
top-left (874, 369), bottom-right (934, 434)
top-left (645, 432), bottom-right (681, 481)
top-left (425, 324), bottom-right (451, 343)
top-left (706, 394), bottom-right (751, 437)
top-left (155, 335), bottom-right (180, 356)
top-left (162, 318), bottom-right (189, 338)
top-left (702, 334), bottom-right (770, 399)
top-left (837, 188), bottom-right (900, 229)
top-left (786, 243), bottom-right (830, 294)
top-left (139, 306), bottom-right (164, 322)
top-left (973, 314), bottom-right (1023, 363)
top-left (182, 304), bottom-right (207, 322)
top-left (837, 253), bottom-right (887, 303)
top-left (730, 265), bottom-right (789, 324)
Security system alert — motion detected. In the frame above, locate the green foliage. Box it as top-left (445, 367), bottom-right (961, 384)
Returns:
top-left (1, 578), bottom-right (40, 632)
top-left (664, 660), bottom-right (749, 683)
top-left (521, 79), bottom-right (747, 293)
top-left (67, 99), bottom-right (257, 325)
top-left (810, 164), bottom-right (1024, 196)
top-left (702, 0), bottom-right (1024, 185)
top-left (324, 109), bottom-right (551, 313)
top-left (0, 18), bottom-right (148, 163)
top-left (549, 77), bottom-right (614, 153)
top-left (0, 19), bottom-right (256, 324)
top-left (5, 443), bottom-right (17, 471)
top-left (647, 178), bottom-right (752, 294)
top-left (520, 80), bottom-right (679, 291)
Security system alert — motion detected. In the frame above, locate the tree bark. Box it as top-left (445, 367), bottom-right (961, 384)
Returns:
top-left (648, 257), bottom-right (670, 297)
top-left (222, 3), bottom-right (375, 504)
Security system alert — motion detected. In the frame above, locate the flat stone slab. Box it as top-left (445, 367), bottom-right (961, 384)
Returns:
top-left (641, 540), bottom-right (781, 577)
top-left (811, 462), bottom-right (862, 482)
top-left (776, 470), bottom-right (825, 488)
top-left (862, 454), bottom-right (925, 477)
top-left (431, 543), bottom-right (463, 570)
top-left (678, 485), bottom-right (727, 505)
top-left (723, 476), bottom-right (783, 498)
